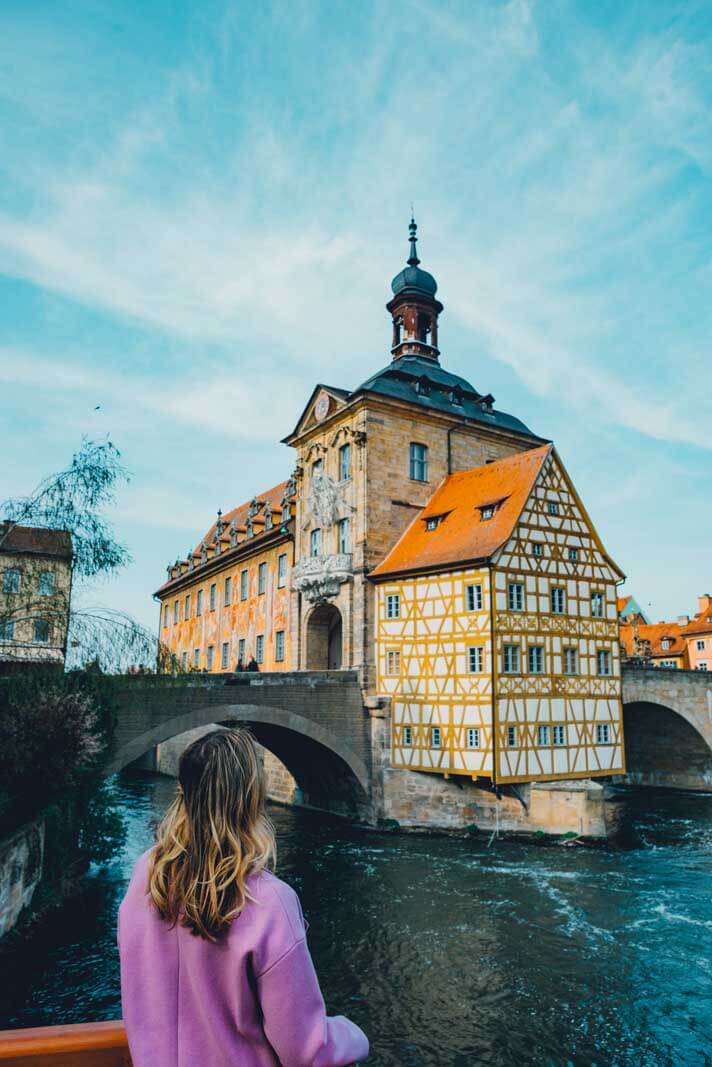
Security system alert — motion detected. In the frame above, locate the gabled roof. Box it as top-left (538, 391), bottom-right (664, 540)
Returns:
top-left (283, 383), bottom-right (351, 442)
top-left (370, 445), bottom-right (551, 580)
top-left (0, 523), bottom-right (72, 559)
top-left (619, 620), bottom-right (688, 660)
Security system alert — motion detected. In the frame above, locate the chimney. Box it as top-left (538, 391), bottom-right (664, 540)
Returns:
top-left (697, 594), bottom-right (712, 616)
top-left (677, 615), bottom-right (690, 626)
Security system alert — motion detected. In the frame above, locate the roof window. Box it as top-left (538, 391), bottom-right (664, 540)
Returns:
top-left (478, 498), bottom-right (505, 522)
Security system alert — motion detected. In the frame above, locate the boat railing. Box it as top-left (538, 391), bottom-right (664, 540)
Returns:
top-left (0, 1020), bottom-right (131, 1065)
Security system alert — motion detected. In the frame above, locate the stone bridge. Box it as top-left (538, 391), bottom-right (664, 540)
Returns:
top-left (620, 666), bottom-right (712, 791)
top-left (107, 670), bottom-right (381, 820)
top-left (106, 665), bottom-right (712, 828)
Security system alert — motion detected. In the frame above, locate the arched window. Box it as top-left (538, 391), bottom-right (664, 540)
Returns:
top-left (417, 313), bottom-right (430, 343)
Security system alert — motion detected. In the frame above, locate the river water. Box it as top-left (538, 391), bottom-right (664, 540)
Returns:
top-left (0, 773), bottom-right (711, 1066)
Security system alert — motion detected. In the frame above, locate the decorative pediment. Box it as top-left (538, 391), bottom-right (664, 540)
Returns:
top-left (282, 384), bottom-right (350, 442)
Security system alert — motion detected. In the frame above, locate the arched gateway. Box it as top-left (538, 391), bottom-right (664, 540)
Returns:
top-left (305, 603), bottom-right (343, 670)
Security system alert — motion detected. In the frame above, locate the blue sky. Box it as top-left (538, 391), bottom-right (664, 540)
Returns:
top-left (1, 0), bottom-right (711, 632)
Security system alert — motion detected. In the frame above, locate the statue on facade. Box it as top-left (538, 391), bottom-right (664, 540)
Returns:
top-left (229, 518), bottom-right (238, 548)
top-left (307, 469), bottom-right (341, 528)
top-left (200, 541), bottom-right (208, 565)
top-left (246, 497), bottom-right (260, 538)
top-left (263, 502), bottom-right (273, 530)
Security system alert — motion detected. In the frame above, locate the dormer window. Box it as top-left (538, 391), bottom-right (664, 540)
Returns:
top-left (424, 513), bottom-right (447, 532)
top-left (661, 638), bottom-right (671, 650)
top-left (478, 499), bottom-right (504, 521)
top-left (451, 386), bottom-right (463, 406)
top-left (415, 376), bottom-right (431, 397)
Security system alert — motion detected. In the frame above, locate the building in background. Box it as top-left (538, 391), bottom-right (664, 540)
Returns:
top-left (619, 618), bottom-right (689, 669)
top-left (0, 523), bottom-right (73, 671)
top-left (617, 594), bottom-right (649, 624)
top-left (680, 595), bottom-right (712, 671)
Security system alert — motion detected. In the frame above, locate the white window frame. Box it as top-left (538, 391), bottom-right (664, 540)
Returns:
top-left (338, 517), bottom-right (350, 554)
top-left (528, 645), bottom-right (544, 674)
top-left (240, 570), bottom-right (248, 601)
top-left (310, 529), bottom-right (321, 557)
top-left (163, 605), bottom-right (169, 628)
top-left (563, 647), bottom-right (578, 675)
top-left (466, 727), bottom-right (480, 749)
top-left (597, 649), bottom-right (611, 676)
top-left (210, 583), bottom-right (217, 611)
top-left (224, 576), bottom-right (232, 606)
top-left (277, 553), bottom-right (287, 588)
top-left (537, 725), bottom-right (550, 746)
top-left (238, 638), bottom-right (246, 663)
top-left (696, 662), bottom-right (708, 672)
top-left (275, 630), bottom-right (285, 662)
top-left (551, 587), bottom-right (566, 615)
top-left (385, 649), bottom-right (401, 676)
top-left (553, 725), bottom-right (566, 746)
top-left (184, 594), bottom-right (190, 621)
top-left (506, 725), bottom-right (517, 748)
top-left (431, 726), bottom-right (441, 749)
top-left (386, 594), bottom-right (400, 619)
top-left (508, 582), bottom-right (524, 611)
top-left (465, 584), bottom-right (483, 612)
top-left (409, 442), bottom-right (428, 482)
top-left (591, 592), bottom-right (604, 618)
top-left (193, 648), bottom-right (200, 669)
top-left (503, 644), bottom-right (521, 674)
top-left (338, 443), bottom-right (351, 481)
top-left (568, 547), bottom-right (578, 561)
top-left (403, 725), bottom-right (413, 747)
top-left (547, 501), bottom-right (559, 516)
top-left (196, 589), bottom-right (203, 616)
top-left (596, 723), bottom-right (610, 744)
top-left (221, 642), bottom-right (229, 669)
top-left (532, 543), bottom-right (542, 557)
top-left (256, 634), bottom-right (264, 664)
top-left (173, 600), bottom-right (179, 624)
top-left (696, 640), bottom-right (705, 652)
top-left (258, 562), bottom-right (267, 594)
top-left (206, 645), bottom-right (214, 670)
top-left (468, 646), bottom-right (483, 673)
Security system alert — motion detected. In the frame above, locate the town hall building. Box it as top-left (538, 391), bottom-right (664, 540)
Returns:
top-left (155, 219), bottom-right (625, 787)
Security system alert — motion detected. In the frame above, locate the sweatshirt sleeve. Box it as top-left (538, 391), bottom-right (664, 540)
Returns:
top-left (256, 885), bottom-right (368, 1067)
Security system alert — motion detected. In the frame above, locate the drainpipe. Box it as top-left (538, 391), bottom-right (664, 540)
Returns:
top-left (446, 419), bottom-right (471, 475)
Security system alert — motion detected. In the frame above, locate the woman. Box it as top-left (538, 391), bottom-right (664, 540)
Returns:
top-left (118, 729), bottom-right (369, 1066)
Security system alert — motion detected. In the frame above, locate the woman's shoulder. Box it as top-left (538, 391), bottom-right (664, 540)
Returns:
top-left (245, 869), bottom-right (305, 941)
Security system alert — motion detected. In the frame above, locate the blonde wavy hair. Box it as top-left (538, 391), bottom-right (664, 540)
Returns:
top-left (148, 728), bottom-right (276, 941)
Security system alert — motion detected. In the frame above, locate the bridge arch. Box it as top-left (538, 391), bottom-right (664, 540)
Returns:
top-left (622, 700), bottom-right (712, 792)
top-left (108, 703), bottom-right (370, 818)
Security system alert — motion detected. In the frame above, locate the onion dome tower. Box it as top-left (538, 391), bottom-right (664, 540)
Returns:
top-left (387, 217), bottom-right (443, 362)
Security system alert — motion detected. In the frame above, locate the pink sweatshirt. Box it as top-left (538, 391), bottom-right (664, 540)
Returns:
top-left (118, 850), bottom-right (369, 1067)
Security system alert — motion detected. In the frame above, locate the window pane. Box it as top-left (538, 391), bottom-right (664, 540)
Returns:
top-left (39, 572), bottom-right (55, 595)
top-left (339, 444), bottom-right (351, 481)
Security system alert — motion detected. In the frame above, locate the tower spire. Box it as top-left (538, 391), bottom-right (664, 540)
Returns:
top-left (407, 216), bottom-right (420, 267)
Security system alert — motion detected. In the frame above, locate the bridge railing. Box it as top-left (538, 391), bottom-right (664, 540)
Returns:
top-left (0, 1020), bottom-right (130, 1065)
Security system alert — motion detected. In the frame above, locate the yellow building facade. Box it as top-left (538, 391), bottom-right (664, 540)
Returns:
top-left (372, 447), bottom-right (625, 785)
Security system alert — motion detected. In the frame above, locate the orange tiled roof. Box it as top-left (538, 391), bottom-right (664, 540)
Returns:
top-left (194, 481), bottom-right (289, 554)
top-left (155, 480), bottom-right (292, 595)
top-left (619, 620), bottom-right (687, 659)
top-left (370, 445), bottom-right (551, 579)
top-left (680, 607), bottom-right (712, 638)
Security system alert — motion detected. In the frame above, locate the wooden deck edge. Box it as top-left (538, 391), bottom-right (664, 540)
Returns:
top-left (0, 1020), bottom-right (128, 1058)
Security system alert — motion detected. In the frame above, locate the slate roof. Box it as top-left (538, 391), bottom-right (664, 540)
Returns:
top-left (354, 356), bottom-right (540, 438)
top-left (370, 445), bottom-right (551, 579)
top-left (0, 523), bottom-right (72, 559)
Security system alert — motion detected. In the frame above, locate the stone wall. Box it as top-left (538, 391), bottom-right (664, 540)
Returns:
top-left (0, 818), bottom-right (45, 939)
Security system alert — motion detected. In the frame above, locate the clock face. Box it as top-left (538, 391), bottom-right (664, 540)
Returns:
top-left (314, 392), bottom-right (330, 421)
